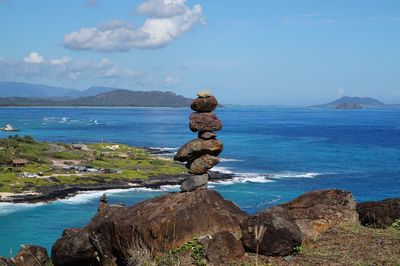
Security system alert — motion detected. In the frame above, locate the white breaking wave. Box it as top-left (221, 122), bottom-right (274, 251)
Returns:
top-left (220, 158), bottom-right (244, 162)
top-left (0, 202), bottom-right (45, 216)
top-left (149, 147), bottom-right (178, 152)
top-left (269, 172), bottom-right (320, 179)
top-left (59, 187), bottom-right (165, 204)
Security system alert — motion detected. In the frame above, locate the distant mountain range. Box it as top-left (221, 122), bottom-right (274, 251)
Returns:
top-left (313, 96), bottom-right (399, 109)
top-left (0, 81), bottom-right (192, 107)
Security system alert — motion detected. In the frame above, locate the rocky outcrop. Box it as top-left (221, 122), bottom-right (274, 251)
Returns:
top-left (357, 198), bottom-right (400, 228)
top-left (51, 190), bottom-right (248, 265)
top-left (281, 189), bottom-right (358, 241)
top-left (52, 228), bottom-right (99, 266)
top-left (13, 245), bottom-right (50, 266)
top-left (205, 231), bottom-right (245, 265)
top-left (241, 206), bottom-right (303, 256)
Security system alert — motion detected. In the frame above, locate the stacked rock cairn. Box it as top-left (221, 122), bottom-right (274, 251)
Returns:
top-left (174, 90), bottom-right (223, 192)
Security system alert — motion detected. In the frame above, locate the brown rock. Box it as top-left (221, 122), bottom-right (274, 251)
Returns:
top-left (189, 112), bottom-right (222, 132)
top-left (206, 231), bottom-right (245, 265)
top-left (357, 198), bottom-right (400, 228)
top-left (198, 131), bottom-right (217, 140)
top-left (281, 189), bottom-right (358, 242)
top-left (52, 190), bottom-right (248, 265)
top-left (241, 206), bottom-right (303, 256)
top-left (174, 138), bottom-right (223, 162)
top-left (14, 245), bottom-right (50, 266)
top-left (181, 174), bottom-right (208, 192)
top-left (0, 257), bottom-right (15, 266)
top-left (186, 155), bottom-right (220, 174)
top-left (51, 228), bottom-right (99, 266)
top-left (191, 96), bottom-right (218, 112)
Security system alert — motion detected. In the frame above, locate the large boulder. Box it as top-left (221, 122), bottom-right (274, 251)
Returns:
top-left (241, 206), bottom-right (303, 256)
top-left (189, 113), bottom-right (223, 132)
top-left (174, 138), bottom-right (223, 162)
top-left (205, 231), bottom-right (245, 265)
top-left (357, 198), bottom-right (400, 228)
top-left (186, 155), bottom-right (220, 174)
top-left (14, 245), bottom-right (50, 266)
top-left (51, 228), bottom-right (100, 266)
top-left (281, 189), bottom-right (358, 241)
top-left (191, 96), bottom-right (218, 113)
top-left (52, 190), bottom-right (248, 265)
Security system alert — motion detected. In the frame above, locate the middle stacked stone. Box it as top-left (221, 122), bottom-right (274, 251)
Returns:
top-left (174, 91), bottom-right (223, 191)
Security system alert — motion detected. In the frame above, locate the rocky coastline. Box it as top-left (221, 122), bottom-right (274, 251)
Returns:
top-left (0, 170), bottom-right (234, 204)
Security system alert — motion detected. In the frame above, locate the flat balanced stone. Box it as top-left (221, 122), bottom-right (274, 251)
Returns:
top-left (186, 154), bottom-right (220, 174)
top-left (189, 112), bottom-right (223, 132)
top-left (180, 174), bottom-right (209, 192)
top-left (196, 89), bottom-right (213, 98)
top-left (191, 96), bottom-right (218, 113)
top-left (198, 131), bottom-right (217, 140)
top-left (174, 138), bottom-right (223, 162)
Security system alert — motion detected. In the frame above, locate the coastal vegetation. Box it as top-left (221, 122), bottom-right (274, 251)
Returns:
top-left (0, 135), bottom-right (186, 194)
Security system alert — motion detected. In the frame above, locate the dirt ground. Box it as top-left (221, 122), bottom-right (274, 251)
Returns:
top-left (239, 223), bottom-right (400, 266)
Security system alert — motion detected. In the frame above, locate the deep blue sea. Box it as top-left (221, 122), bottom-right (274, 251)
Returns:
top-left (0, 107), bottom-right (400, 257)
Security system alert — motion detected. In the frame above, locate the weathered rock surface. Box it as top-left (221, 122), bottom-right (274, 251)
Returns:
top-left (52, 228), bottom-right (99, 266)
top-left (241, 206), bottom-right (303, 256)
top-left (0, 257), bottom-right (14, 266)
top-left (357, 198), bottom-right (400, 228)
top-left (14, 245), bottom-right (50, 266)
top-left (198, 131), bottom-right (217, 140)
top-left (206, 231), bottom-right (245, 265)
top-left (281, 189), bottom-right (358, 241)
top-left (174, 138), bottom-right (223, 162)
top-left (181, 174), bottom-right (208, 192)
top-left (189, 112), bottom-right (222, 132)
top-left (52, 190), bottom-right (248, 265)
top-left (191, 96), bottom-right (218, 113)
top-left (186, 154), bottom-right (220, 175)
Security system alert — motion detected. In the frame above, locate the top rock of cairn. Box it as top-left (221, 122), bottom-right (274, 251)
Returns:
top-left (174, 90), bottom-right (223, 192)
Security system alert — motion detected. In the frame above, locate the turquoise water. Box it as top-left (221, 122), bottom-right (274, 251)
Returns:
top-left (0, 107), bottom-right (400, 256)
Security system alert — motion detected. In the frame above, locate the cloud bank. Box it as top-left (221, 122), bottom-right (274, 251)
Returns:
top-left (63, 0), bottom-right (204, 52)
top-left (0, 52), bottom-right (139, 81)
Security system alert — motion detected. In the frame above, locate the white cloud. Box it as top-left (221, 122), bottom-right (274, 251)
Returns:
top-left (0, 55), bottom-right (139, 81)
top-left (24, 52), bottom-right (44, 64)
top-left (164, 75), bottom-right (181, 84)
top-left (50, 56), bottom-right (72, 65)
top-left (137, 0), bottom-right (186, 18)
top-left (63, 0), bottom-right (204, 52)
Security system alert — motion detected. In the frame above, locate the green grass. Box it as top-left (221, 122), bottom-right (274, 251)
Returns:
top-left (0, 138), bottom-right (186, 193)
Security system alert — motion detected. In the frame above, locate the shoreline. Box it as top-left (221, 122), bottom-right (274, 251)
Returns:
top-left (0, 169), bottom-right (234, 204)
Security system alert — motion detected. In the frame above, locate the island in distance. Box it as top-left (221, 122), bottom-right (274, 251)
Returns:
top-left (0, 81), bottom-right (192, 107)
top-left (313, 96), bottom-right (400, 109)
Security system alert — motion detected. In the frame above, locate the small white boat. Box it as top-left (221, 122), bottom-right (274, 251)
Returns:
top-left (0, 124), bottom-right (19, 131)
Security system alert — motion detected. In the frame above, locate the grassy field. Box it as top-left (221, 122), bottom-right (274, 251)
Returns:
top-left (0, 136), bottom-right (186, 193)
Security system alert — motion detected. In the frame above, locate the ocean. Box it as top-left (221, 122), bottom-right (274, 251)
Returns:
top-left (0, 107), bottom-right (399, 257)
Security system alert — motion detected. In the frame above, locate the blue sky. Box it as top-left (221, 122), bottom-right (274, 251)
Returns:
top-left (0, 0), bottom-right (399, 105)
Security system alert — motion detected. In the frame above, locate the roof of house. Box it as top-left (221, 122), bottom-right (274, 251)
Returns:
top-left (12, 159), bottom-right (29, 164)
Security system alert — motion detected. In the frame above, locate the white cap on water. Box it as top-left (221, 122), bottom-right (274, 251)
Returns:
top-left (196, 89), bottom-right (213, 98)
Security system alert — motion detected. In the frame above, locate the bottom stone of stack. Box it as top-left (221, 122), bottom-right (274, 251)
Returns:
top-left (181, 174), bottom-right (209, 192)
